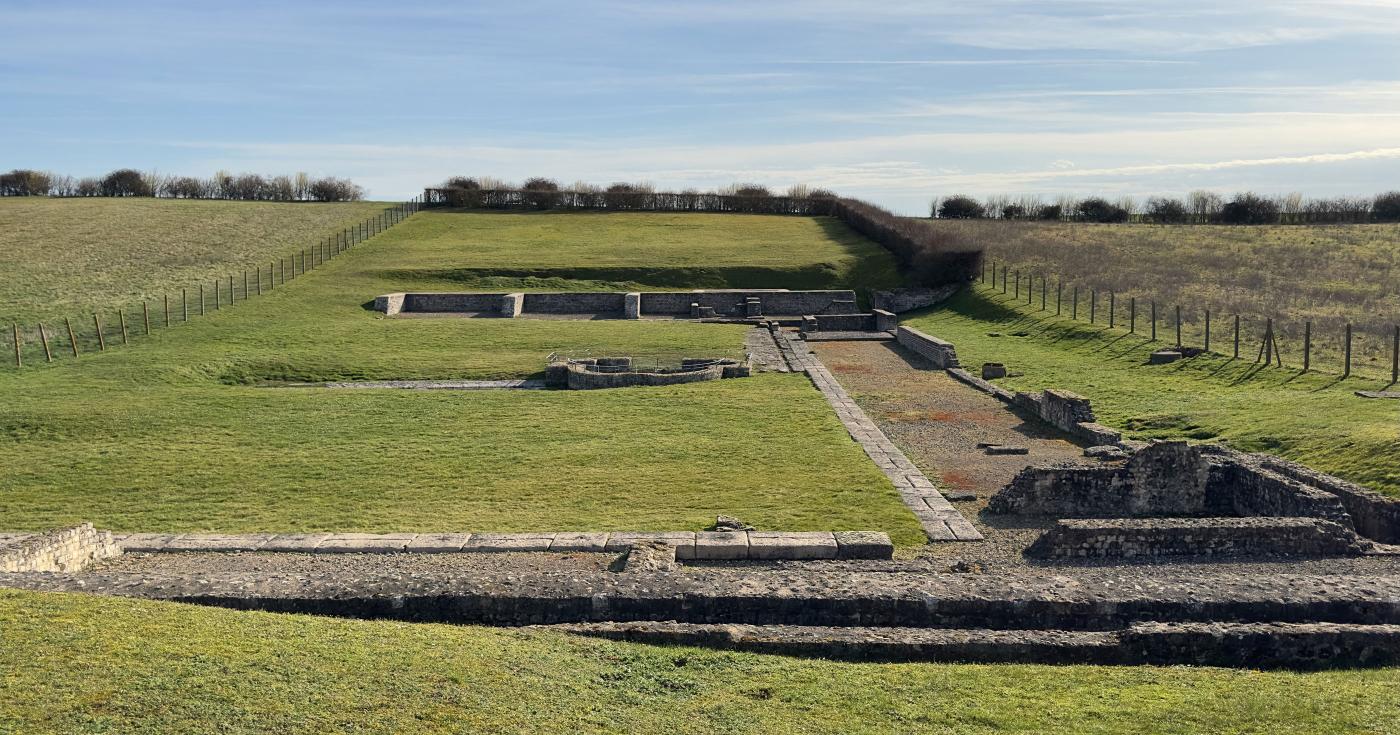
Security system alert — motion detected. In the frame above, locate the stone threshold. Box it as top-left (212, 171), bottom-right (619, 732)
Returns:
top-left (773, 331), bottom-right (983, 542)
top-left (85, 530), bottom-right (893, 560)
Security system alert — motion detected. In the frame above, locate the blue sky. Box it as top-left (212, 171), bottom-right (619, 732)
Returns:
top-left (3, 0), bottom-right (1399, 213)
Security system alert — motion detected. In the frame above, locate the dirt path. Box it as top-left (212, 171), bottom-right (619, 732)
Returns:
top-left (810, 340), bottom-right (1085, 511)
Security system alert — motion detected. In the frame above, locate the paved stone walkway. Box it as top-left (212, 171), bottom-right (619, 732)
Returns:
top-left (0, 530), bottom-right (892, 561)
top-left (774, 331), bottom-right (982, 542)
top-left (744, 326), bottom-right (789, 372)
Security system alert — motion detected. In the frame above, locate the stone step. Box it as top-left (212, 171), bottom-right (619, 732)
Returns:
top-left (549, 620), bottom-right (1400, 668)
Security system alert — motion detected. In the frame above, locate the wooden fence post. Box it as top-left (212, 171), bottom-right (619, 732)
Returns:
top-left (142, 301), bottom-right (150, 335)
top-left (182, 289), bottom-right (188, 321)
top-left (1041, 278), bottom-right (1047, 310)
top-left (118, 310), bottom-right (128, 345)
top-left (1233, 315), bottom-right (1240, 359)
top-left (1393, 325), bottom-right (1399, 384)
top-left (94, 313), bottom-right (105, 351)
top-left (228, 275), bottom-right (234, 303)
top-left (1072, 287), bottom-right (1079, 320)
top-left (255, 268), bottom-right (262, 296)
top-left (1204, 310), bottom-right (1211, 352)
top-left (1090, 290), bottom-right (1096, 324)
top-left (65, 318), bottom-right (79, 356)
top-left (1257, 318), bottom-right (1270, 364)
top-left (1151, 301), bottom-right (1157, 340)
top-left (1175, 305), bottom-right (1182, 347)
top-left (1110, 292), bottom-right (1116, 328)
top-left (1344, 324), bottom-right (1352, 377)
top-left (38, 323), bottom-right (52, 362)
top-left (11, 323), bottom-right (20, 367)
top-left (244, 270), bottom-right (249, 300)
top-left (981, 261), bottom-right (986, 283)
top-left (1002, 266), bottom-right (1008, 293)
top-left (200, 285), bottom-right (205, 316)
top-left (1056, 282), bottom-right (1063, 315)
top-left (1014, 270), bottom-right (1020, 300)
top-left (164, 294), bottom-right (170, 327)
top-left (214, 280), bottom-right (220, 310)
top-left (1130, 297), bottom-right (1136, 333)
top-left (1303, 322), bottom-right (1311, 372)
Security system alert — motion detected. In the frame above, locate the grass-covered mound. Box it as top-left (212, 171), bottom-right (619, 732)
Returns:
top-left (905, 285), bottom-right (1400, 496)
top-left (3, 590), bottom-right (1396, 735)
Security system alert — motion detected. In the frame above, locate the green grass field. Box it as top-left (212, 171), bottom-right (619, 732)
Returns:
top-left (4, 590), bottom-right (1397, 735)
top-left (953, 219), bottom-right (1400, 377)
top-left (0, 197), bottom-right (388, 322)
top-left (905, 284), bottom-right (1400, 495)
top-left (368, 209), bottom-right (907, 293)
top-left (0, 207), bottom-right (922, 541)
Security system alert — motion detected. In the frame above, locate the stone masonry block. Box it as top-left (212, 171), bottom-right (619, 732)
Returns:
top-left (550, 532), bottom-right (610, 553)
top-left (833, 531), bottom-right (894, 559)
top-left (747, 531), bottom-right (838, 560)
top-left (164, 534), bottom-right (274, 552)
top-left (261, 533), bottom-right (333, 552)
top-left (405, 533), bottom-right (472, 552)
top-left (317, 533), bottom-right (418, 553)
top-left (693, 532), bottom-right (750, 560)
top-left (462, 533), bottom-right (556, 552)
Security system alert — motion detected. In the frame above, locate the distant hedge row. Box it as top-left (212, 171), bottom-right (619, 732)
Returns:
top-left (933, 190), bottom-right (1400, 224)
top-left (427, 177), bottom-right (983, 287)
top-left (0, 168), bottom-right (364, 202)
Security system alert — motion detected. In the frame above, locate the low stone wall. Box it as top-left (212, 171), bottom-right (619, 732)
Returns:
top-left (565, 362), bottom-right (724, 389)
top-left (1026, 517), bottom-right (1369, 559)
top-left (896, 326), bottom-right (960, 368)
top-left (640, 290), bottom-right (859, 317)
top-left (1202, 447), bottom-right (1356, 529)
top-left (373, 292), bottom-right (406, 315)
top-left (989, 442), bottom-right (1208, 518)
top-left (404, 292), bottom-right (505, 313)
top-left (806, 313), bottom-right (876, 332)
top-left (522, 292), bottom-right (627, 314)
top-left (0, 524), bottom-right (121, 573)
top-left (1253, 453), bottom-right (1400, 544)
top-left (1014, 389), bottom-right (1122, 445)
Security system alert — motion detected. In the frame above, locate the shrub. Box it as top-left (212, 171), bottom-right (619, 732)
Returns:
top-left (1002, 203), bottom-right (1027, 220)
top-left (521, 177), bottom-right (560, 209)
top-left (100, 168), bottom-right (152, 197)
top-left (731, 184), bottom-right (772, 197)
top-left (443, 177), bottom-right (481, 190)
top-left (1076, 197), bottom-right (1129, 223)
top-left (829, 198), bottom-right (983, 286)
top-left (1038, 204), bottom-right (1063, 221)
top-left (1219, 192), bottom-right (1280, 225)
top-left (937, 195), bottom-right (985, 219)
top-left (308, 177), bottom-right (363, 202)
top-left (0, 169), bottom-right (52, 196)
top-left (1374, 191), bottom-right (1400, 222)
top-left (1146, 197), bottom-right (1188, 224)
top-left (807, 188), bottom-right (838, 199)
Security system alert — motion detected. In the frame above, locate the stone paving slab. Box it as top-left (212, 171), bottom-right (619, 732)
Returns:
top-left (550, 532), bottom-right (610, 553)
top-left (318, 533), bottom-right (419, 553)
top-left (775, 331), bottom-right (982, 543)
top-left (464, 533), bottom-right (557, 552)
top-left (694, 532), bottom-right (750, 560)
top-left (405, 533), bottom-right (472, 552)
top-left (164, 534), bottom-right (275, 552)
top-left (262, 533), bottom-right (333, 552)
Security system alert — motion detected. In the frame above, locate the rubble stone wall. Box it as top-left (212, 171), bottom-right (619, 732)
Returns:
top-left (1026, 517), bottom-right (1369, 559)
top-left (988, 441), bottom-right (1207, 517)
top-left (0, 523), bottom-right (121, 573)
top-left (895, 326), bottom-right (960, 368)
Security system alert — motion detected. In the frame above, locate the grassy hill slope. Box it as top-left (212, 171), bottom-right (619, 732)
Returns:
top-left (0, 197), bottom-right (387, 322)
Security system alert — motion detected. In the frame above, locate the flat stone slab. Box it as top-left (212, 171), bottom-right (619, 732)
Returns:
top-left (463, 533), bottom-right (557, 552)
top-left (261, 533), bottom-right (333, 552)
top-left (1356, 391), bottom-right (1400, 399)
top-left (984, 445), bottom-right (1030, 456)
top-left (317, 533), bottom-right (419, 553)
top-left (550, 532), bottom-right (610, 553)
top-left (834, 531), bottom-right (895, 559)
top-left (117, 533), bottom-right (181, 552)
top-left (405, 533), bottom-right (472, 553)
top-left (164, 534), bottom-right (275, 552)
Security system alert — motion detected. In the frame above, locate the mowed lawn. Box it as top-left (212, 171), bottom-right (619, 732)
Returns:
top-left (5, 590), bottom-right (1398, 735)
top-left (366, 209), bottom-right (907, 292)
top-left (0, 208), bottom-right (922, 541)
top-left (905, 285), bottom-right (1400, 496)
top-left (0, 197), bottom-right (387, 322)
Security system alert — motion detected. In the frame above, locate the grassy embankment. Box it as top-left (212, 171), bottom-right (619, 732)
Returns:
top-left (949, 219), bottom-right (1400, 378)
top-left (0, 207), bottom-right (921, 541)
top-left (905, 284), bottom-right (1400, 495)
top-left (0, 197), bottom-right (387, 323)
top-left (3, 589), bottom-right (1397, 735)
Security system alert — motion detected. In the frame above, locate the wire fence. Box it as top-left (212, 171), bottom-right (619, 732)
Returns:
top-left (5, 195), bottom-right (426, 369)
top-left (981, 260), bottom-right (1400, 384)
